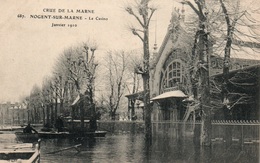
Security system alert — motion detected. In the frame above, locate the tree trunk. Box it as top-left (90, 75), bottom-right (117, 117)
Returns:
top-left (22, 109), bottom-right (25, 124)
top-left (17, 110), bottom-right (20, 125)
top-left (142, 0), bottom-right (152, 142)
top-left (220, 0), bottom-right (235, 147)
top-left (71, 106), bottom-right (75, 131)
top-left (34, 106), bottom-right (37, 124)
top-left (126, 0), bottom-right (154, 143)
top-left (60, 99), bottom-right (64, 115)
top-left (80, 95), bottom-right (85, 131)
top-left (30, 110), bottom-right (34, 124)
top-left (47, 104), bottom-right (50, 125)
top-left (55, 97), bottom-right (58, 121)
top-left (130, 99), bottom-right (136, 121)
top-left (185, 0), bottom-right (212, 146)
top-left (198, 24), bottom-right (211, 146)
top-left (111, 110), bottom-right (116, 120)
top-left (143, 73), bottom-right (151, 142)
top-left (42, 106), bottom-right (45, 125)
top-left (220, 0), bottom-right (232, 119)
top-left (224, 106), bottom-right (232, 146)
top-left (27, 110), bottom-right (30, 123)
top-left (51, 103), bottom-right (54, 125)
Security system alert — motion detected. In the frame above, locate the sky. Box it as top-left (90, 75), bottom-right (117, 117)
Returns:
top-left (0, 0), bottom-right (181, 102)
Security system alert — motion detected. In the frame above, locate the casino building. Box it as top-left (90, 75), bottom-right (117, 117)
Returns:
top-left (126, 8), bottom-right (260, 122)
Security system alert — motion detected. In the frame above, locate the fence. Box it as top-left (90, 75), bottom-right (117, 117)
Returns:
top-left (211, 120), bottom-right (260, 144)
top-left (152, 120), bottom-right (260, 144)
top-left (98, 120), bottom-right (259, 145)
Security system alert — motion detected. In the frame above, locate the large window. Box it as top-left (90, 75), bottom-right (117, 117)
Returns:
top-left (168, 61), bottom-right (182, 87)
top-left (160, 60), bottom-right (184, 93)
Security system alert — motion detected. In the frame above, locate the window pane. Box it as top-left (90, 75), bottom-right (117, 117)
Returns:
top-left (177, 62), bottom-right (180, 68)
top-left (174, 70), bottom-right (177, 76)
top-left (169, 72), bottom-right (172, 78)
top-left (173, 62), bottom-right (176, 68)
top-left (169, 80), bottom-right (172, 87)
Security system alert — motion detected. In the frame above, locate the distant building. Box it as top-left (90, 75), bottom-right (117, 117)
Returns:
top-left (0, 102), bottom-right (11, 125)
top-left (0, 102), bottom-right (28, 125)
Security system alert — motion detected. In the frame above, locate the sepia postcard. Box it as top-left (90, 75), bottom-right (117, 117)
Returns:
top-left (0, 0), bottom-right (259, 162)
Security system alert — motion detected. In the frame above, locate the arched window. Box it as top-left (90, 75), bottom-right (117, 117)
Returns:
top-left (160, 59), bottom-right (185, 93)
top-left (168, 61), bottom-right (182, 87)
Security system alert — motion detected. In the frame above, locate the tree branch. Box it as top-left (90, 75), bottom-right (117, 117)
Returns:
top-left (183, 0), bottom-right (200, 17)
top-left (126, 6), bottom-right (145, 28)
top-left (131, 28), bottom-right (144, 42)
top-left (147, 8), bottom-right (156, 27)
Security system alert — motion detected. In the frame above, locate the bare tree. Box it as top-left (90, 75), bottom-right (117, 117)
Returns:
top-left (184, 0), bottom-right (260, 146)
top-left (53, 50), bottom-right (78, 117)
top-left (125, 0), bottom-right (156, 142)
top-left (20, 96), bottom-right (30, 124)
top-left (103, 50), bottom-right (128, 120)
top-left (48, 74), bottom-right (69, 123)
top-left (41, 77), bottom-right (57, 126)
top-left (182, 0), bottom-right (212, 146)
top-left (60, 42), bottom-right (98, 130)
top-left (216, 0), bottom-right (260, 117)
top-left (126, 51), bottom-right (143, 121)
top-left (28, 85), bottom-right (42, 124)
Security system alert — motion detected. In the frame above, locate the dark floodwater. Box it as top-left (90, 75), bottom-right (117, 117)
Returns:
top-left (0, 133), bottom-right (259, 163)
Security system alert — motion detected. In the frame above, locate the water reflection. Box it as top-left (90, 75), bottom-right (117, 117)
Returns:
top-left (0, 132), bottom-right (258, 162)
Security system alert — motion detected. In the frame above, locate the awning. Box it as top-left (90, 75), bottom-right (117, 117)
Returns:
top-left (125, 91), bottom-right (144, 100)
top-left (151, 90), bottom-right (188, 101)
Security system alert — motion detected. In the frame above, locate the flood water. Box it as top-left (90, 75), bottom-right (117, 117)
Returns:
top-left (0, 132), bottom-right (259, 163)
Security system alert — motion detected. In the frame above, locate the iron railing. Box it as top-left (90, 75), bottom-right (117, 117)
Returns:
top-left (151, 120), bottom-right (260, 143)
